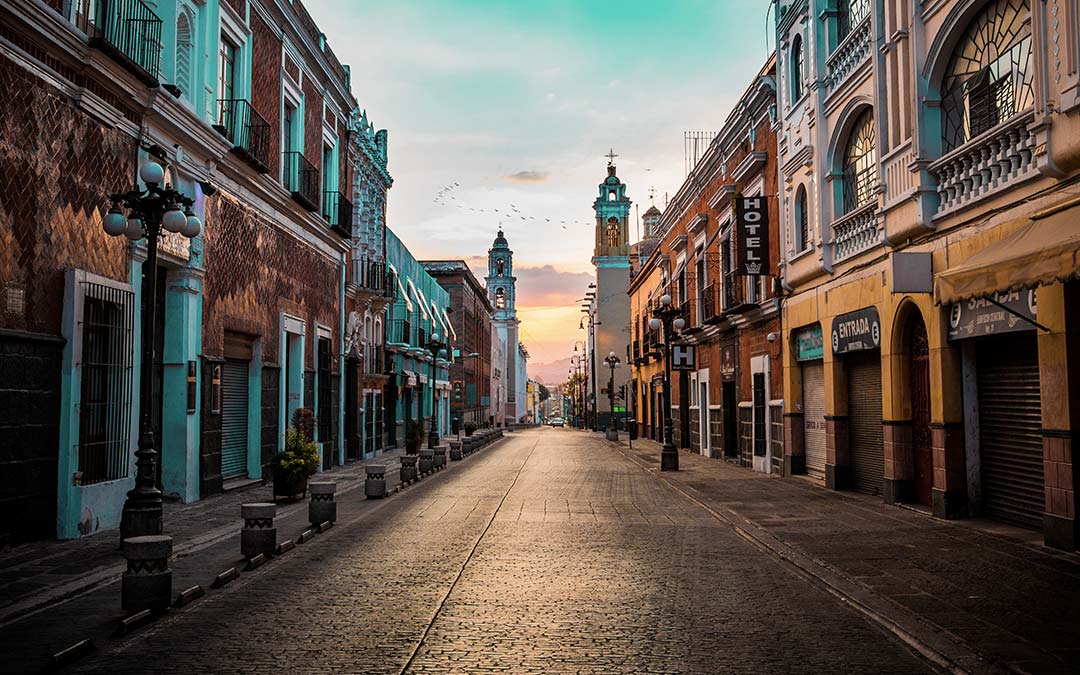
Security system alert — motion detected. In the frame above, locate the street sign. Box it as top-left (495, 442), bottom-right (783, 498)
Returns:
top-left (831, 307), bottom-right (880, 354)
top-left (735, 195), bottom-right (769, 276)
top-left (671, 344), bottom-right (695, 371)
top-left (948, 288), bottom-right (1037, 341)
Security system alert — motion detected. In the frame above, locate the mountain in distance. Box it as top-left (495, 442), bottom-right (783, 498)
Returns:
top-left (529, 356), bottom-right (574, 386)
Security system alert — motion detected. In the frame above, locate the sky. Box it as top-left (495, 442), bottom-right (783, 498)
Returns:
top-left (306, 0), bottom-right (774, 370)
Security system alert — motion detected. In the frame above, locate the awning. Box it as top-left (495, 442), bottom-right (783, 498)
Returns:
top-left (441, 308), bottom-right (457, 340)
top-left (401, 370), bottom-right (417, 387)
top-left (935, 196), bottom-right (1080, 305)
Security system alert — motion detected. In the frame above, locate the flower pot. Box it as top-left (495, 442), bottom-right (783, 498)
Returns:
top-left (272, 467), bottom-right (308, 501)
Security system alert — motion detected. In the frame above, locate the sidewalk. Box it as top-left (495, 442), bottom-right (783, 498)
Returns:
top-left (0, 447), bottom-right (412, 673)
top-left (619, 436), bottom-right (1080, 674)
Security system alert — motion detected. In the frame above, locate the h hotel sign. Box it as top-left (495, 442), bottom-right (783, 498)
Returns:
top-left (671, 344), bottom-right (696, 371)
top-left (735, 195), bottom-right (769, 276)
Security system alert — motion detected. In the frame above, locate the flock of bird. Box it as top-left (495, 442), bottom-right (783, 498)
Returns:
top-left (432, 182), bottom-right (593, 231)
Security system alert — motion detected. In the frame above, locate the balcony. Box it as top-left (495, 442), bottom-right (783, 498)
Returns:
top-left (825, 15), bottom-right (871, 93)
top-left (928, 111), bottom-right (1037, 217)
top-left (215, 99), bottom-right (271, 173)
top-left (77, 0), bottom-right (162, 86)
top-left (387, 319), bottom-right (412, 347)
top-left (701, 283), bottom-right (720, 324)
top-left (722, 272), bottom-right (757, 314)
top-left (363, 345), bottom-right (385, 376)
top-left (830, 202), bottom-right (879, 262)
top-left (350, 258), bottom-right (393, 298)
top-left (322, 191), bottom-right (353, 238)
top-left (282, 152), bottom-right (320, 212)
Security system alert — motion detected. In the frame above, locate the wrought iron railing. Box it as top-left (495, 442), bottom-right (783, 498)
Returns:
top-left (215, 99), bottom-right (271, 173)
top-left (701, 283), bottom-right (719, 323)
top-left (78, 0), bottom-right (162, 84)
top-left (322, 191), bottom-right (353, 238)
top-left (350, 258), bottom-right (389, 295)
top-left (387, 319), bottom-right (412, 346)
top-left (283, 152), bottom-right (320, 211)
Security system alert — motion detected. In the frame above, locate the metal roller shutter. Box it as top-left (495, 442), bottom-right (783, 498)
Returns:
top-left (221, 359), bottom-right (249, 479)
top-left (977, 335), bottom-right (1043, 530)
top-left (848, 352), bottom-right (884, 495)
top-left (802, 362), bottom-right (826, 479)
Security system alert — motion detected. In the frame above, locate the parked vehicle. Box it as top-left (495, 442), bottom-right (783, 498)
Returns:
top-left (549, 416), bottom-right (565, 427)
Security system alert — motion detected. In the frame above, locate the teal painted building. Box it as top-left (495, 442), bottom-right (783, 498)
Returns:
top-left (384, 229), bottom-right (452, 446)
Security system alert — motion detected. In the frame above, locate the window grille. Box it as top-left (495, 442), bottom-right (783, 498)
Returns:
top-left (78, 282), bottom-right (134, 485)
top-left (841, 108), bottom-right (877, 214)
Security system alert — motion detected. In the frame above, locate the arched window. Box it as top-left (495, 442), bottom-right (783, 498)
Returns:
top-left (175, 12), bottom-right (193, 97)
top-left (841, 108), bottom-right (877, 214)
top-left (495, 287), bottom-right (506, 309)
top-left (608, 190), bottom-right (616, 202)
top-left (606, 217), bottom-right (620, 248)
top-left (837, 0), bottom-right (870, 44)
top-left (496, 258), bottom-right (505, 276)
top-left (790, 35), bottom-right (803, 102)
top-left (795, 185), bottom-right (809, 251)
top-left (940, 0), bottom-right (1033, 152)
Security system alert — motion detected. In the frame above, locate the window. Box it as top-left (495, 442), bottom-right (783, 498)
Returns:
top-left (795, 185), bottom-right (809, 251)
top-left (841, 108), bottom-right (877, 214)
top-left (175, 12), bottom-right (193, 97)
top-left (940, 0), bottom-right (1033, 152)
top-left (496, 258), bottom-right (505, 276)
top-left (282, 102), bottom-right (296, 186)
top-left (78, 282), bottom-right (134, 485)
top-left (694, 248), bottom-right (706, 323)
top-left (322, 143), bottom-right (334, 192)
top-left (837, 0), bottom-right (870, 44)
top-left (606, 217), bottom-right (620, 248)
top-left (218, 37), bottom-right (237, 103)
top-left (495, 287), bottom-right (506, 309)
top-left (608, 190), bottom-right (616, 202)
top-left (790, 35), bottom-right (803, 102)
top-left (317, 336), bottom-right (331, 442)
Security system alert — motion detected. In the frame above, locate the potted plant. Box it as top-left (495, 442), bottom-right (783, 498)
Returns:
top-left (272, 408), bottom-right (320, 500)
top-left (405, 421), bottom-right (424, 454)
top-left (463, 421), bottom-right (477, 437)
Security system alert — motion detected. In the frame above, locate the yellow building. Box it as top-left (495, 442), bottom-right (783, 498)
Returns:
top-left (775, 0), bottom-right (1080, 549)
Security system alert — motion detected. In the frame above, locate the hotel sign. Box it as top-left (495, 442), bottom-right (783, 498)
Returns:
top-left (948, 288), bottom-right (1037, 341)
top-left (735, 196), bottom-right (769, 276)
top-left (831, 307), bottom-right (880, 354)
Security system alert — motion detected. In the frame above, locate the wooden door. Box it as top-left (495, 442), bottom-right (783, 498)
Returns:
top-left (910, 318), bottom-right (933, 506)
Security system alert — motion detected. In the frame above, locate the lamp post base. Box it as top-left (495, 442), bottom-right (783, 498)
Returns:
top-left (660, 444), bottom-right (680, 471)
top-left (120, 498), bottom-right (163, 541)
top-left (605, 426), bottom-right (619, 441)
top-left (427, 430), bottom-right (439, 449)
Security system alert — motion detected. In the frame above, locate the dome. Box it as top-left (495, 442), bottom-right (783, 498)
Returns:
top-left (644, 205), bottom-right (661, 217)
top-left (492, 229), bottom-right (508, 247)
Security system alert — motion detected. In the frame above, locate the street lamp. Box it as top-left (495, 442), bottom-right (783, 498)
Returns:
top-left (104, 160), bottom-right (203, 539)
top-left (427, 332), bottom-right (447, 448)
top-left (603, 351), bottom-right (621, 441)
top-left (573, 340), bottom-right (586, 429)
top-left (649, 293), bottom-right (685, 472)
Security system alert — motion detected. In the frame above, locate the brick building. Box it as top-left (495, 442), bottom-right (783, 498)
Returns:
top-left (0, 0), bottom-right (381, 541)
top-left (629, 56), bottom-right (783, 471)
top-left (420, 261), bottom-right (493, 431)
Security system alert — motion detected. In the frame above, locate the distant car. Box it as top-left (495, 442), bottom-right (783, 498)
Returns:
top-left (549, 416), bottom-right (565, 427)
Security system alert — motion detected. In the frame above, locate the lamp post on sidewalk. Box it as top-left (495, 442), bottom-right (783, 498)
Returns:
top-left (650, 294), bottom-right (684, 472)
top-left (427, 332), bottom-right (447, 448)
top-left (573, 340), bottom-right (586, 429)
top-left (604, 351), bottom-right (620, 441)
top-left (102, 160), bottom-right (203, 539)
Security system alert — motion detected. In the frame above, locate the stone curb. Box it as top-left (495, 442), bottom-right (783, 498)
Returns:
top-left (612, 440), bottom-right (1009, 675)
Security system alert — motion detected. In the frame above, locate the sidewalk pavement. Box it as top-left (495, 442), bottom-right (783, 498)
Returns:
top-left (618, 435), bottom-right (1080, 674)
top-left (0, 447), bottom-right (415, 673)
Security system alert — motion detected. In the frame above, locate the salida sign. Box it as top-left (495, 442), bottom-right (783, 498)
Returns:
top-left (735, 196), bottom-right (769, 276)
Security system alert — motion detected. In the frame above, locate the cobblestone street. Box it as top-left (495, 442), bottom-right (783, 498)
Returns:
top-left (58, 428), bottom-right (933, 675)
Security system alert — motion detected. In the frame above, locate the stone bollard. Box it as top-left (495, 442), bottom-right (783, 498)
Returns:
top-left (450, 440), bottom-right (463, 461)
top-left (433, 446), bottom-right (447, 469)
top-left (365, 465), bottom-right (387, 499)
top-left (241, 503), bottom-right (277, 559)
top-left (122, 535), bottom-right (173, 613)
top-left (400, 454), bottom-right (418, 483)
top-left (309, 481), bottom-right (337, 523)
top-left (419, 448), bottom-right (434, 475)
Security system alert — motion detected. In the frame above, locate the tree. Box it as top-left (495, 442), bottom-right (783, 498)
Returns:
top-left (538, 383), bottom-right (550, 402)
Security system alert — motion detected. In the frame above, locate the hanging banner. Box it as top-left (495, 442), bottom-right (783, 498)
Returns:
top-left (735, 195), bottom-right (770, 276)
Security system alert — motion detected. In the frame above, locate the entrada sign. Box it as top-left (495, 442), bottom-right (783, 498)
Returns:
top-left (735, 196), bottom-right (769, 276)
top-left (948, 288), bottom-right (1037, 341)
top-left (671, 344), bottom-right (696, 371)
top-left (831, 307), bottom-right (880, 354)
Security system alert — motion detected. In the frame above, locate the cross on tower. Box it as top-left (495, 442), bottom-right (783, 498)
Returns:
top-left (605, 148), bottom-right (618, 165)
top-left (648, 186), bottom-right (656, 202)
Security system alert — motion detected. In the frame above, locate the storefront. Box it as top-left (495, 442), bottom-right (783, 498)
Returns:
top-left (948, 289), bottom-right (1044, 529)
top-left (832, 307), bottom-right (883, 496)
top-left (794, 325), bottom-right (826, 480)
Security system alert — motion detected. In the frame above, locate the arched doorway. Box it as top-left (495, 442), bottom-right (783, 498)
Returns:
top-left (908, 314), bottom-right (933, 506)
